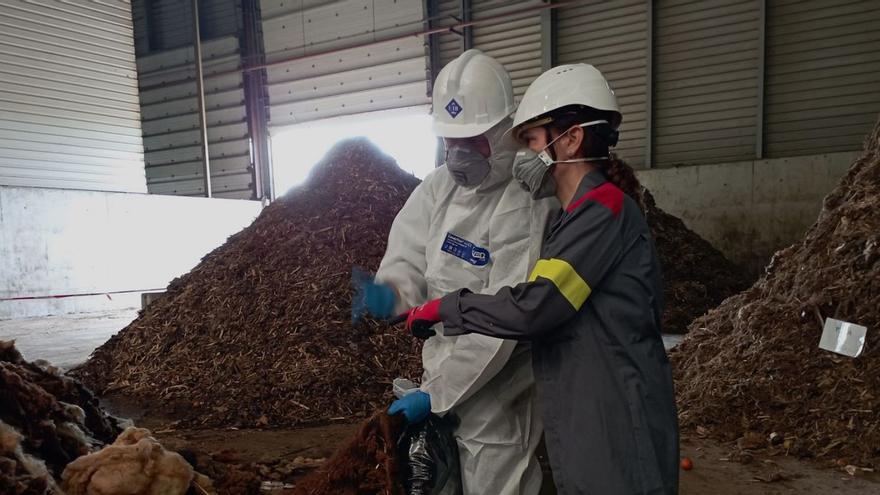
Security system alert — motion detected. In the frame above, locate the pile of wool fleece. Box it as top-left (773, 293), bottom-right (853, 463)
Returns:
top-left (62, 427), bottom-right (213, 495)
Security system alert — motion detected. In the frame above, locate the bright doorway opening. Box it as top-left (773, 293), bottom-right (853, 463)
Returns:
top-left (270, 107), bottom-right (438, 196)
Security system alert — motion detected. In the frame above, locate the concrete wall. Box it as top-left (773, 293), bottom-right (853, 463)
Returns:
top-left (638, 151), bottom-right (859, 275)
top-left (0, 186), bottom-right (262, 319)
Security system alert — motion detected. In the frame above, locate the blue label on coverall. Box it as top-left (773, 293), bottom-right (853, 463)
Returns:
top-left (441, 232), bottom-right (491, 266)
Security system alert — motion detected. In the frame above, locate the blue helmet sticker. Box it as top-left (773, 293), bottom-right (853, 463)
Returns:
top-left (445, 99), bottom-right (462, 118)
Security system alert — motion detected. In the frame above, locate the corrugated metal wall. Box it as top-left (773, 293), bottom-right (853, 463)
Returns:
top-left (132, 0), bottom-right (241, 55)
top-left (151, 0), bottom-right (194, 51)
top-left (436, 0), bottom-right (464, 69)
top-left (471, 0), bottom-right (543, 100)
top-left (557, 0), bottom-right (649, 168)
top-left (132, 0), bottom-right (150, 55)
top-left (653, 0), bottom-right (761, 167)
top-left (139, 36), bottom-right (253, 198)
top-left (0, 0), bottom-right (146, 193)
top-left (10, 0), bottom-right (873, 197)
top-left (260, 0), bottom-right (429, 129)
top-left (764, 0), bottom-right (880, 157)
top-left (202, 0), bottom-right (242, 40)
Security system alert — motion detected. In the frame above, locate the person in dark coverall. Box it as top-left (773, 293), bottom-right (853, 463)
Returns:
top-left (399, 64), bottom-right (680, 494)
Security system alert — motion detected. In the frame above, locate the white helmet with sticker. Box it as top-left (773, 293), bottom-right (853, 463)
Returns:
top-left (432, 49), bottom-right (516, 138)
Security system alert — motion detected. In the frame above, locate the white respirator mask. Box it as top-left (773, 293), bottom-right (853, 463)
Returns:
top-left (512, 120), bottom-right (610, 199)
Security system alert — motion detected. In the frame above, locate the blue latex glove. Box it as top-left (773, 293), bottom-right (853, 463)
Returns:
top-left (388, 390), bottom-right (431, 423)
top-left (351, 267), bottom-right (397, 322)
top-left (364, 281), bottom-right (396, 318)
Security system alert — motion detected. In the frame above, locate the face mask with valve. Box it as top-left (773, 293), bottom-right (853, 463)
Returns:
top-left (446, 145), bottom-right (491, 187)
top-left (512, 120), bottom-right (612, 200)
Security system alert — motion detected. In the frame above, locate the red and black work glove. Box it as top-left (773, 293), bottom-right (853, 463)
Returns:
top-left (404, 299), bottom-right (442, 339)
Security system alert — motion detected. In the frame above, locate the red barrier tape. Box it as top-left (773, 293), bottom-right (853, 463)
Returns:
top-left (0, 288), bottom-right (165, 302)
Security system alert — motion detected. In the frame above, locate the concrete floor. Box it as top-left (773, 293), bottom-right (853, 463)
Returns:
top-left (0, 309), bottom-right (139, 370)
top-left (0, 310), bottom-right (686, 372)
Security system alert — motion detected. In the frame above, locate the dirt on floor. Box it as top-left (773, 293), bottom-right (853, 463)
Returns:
top-left (135, 417), bottom-right (880, 495)
top-left (678, 435), bottom-right (878, 495)
top-left (101, 387), bottom-right (880, 494)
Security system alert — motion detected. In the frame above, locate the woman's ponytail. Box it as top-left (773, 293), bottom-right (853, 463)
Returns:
top-left (600, 154), bottom-right (643, 206)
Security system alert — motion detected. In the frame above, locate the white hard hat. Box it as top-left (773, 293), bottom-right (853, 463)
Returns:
top-left (511, 64), bottom-right (621, 135)
top-left (432, 49), bottom-right (515, 138)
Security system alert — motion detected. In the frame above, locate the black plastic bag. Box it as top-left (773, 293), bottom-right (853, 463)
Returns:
top-left (398, 414), bottom-right (462, 495)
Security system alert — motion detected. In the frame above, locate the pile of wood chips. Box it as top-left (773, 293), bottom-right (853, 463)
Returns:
top-left (671, 119), bottom-right (880, 467)
top-left (73, 139), bottom-right (424, 428)
top-left (643, 190), bottom-right (751, 333)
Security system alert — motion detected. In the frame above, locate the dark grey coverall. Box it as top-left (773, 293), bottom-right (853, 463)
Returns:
top-left (439, 170), bottom-right (679, 494)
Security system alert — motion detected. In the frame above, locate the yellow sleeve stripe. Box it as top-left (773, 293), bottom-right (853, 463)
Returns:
top-left (528, 258), bottom-right (592, 310)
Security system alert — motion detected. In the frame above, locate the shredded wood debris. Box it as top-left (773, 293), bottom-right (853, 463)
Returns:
top-left (73, 139), bottom-right (424, 428)
top-left (644, 190), bottom-right (751, 333)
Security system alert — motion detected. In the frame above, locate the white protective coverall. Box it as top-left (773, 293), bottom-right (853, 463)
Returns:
top-left (376, 117), bottom-right (556, 494)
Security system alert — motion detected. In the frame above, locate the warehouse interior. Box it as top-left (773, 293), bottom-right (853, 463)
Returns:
top-left (1, 0), bottom-right (879, 493)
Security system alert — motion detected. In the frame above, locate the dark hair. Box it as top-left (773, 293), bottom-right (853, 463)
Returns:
top-left (545, 105), bottom-right (643, 205)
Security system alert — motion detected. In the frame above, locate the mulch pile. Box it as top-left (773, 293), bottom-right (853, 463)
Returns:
top-left (72, 139), bottom-right (424, 428)
top-left (643, 190), bottom-right (751, 333)
top-left (291, 412), bottom-right (405, 495)
top-left (0, 340), bottom-right (122, 494)
top-left (671, 118), bottom-right (880, 467)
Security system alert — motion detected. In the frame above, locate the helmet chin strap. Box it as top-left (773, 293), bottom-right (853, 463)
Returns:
top-left (555, 156), bottom-right (610, 164)
top-left (541, 120), bottom-right (612, 167)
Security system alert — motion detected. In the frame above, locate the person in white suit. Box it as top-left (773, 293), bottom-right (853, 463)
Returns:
top-left (373, 49), bottom-right (557, 494)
